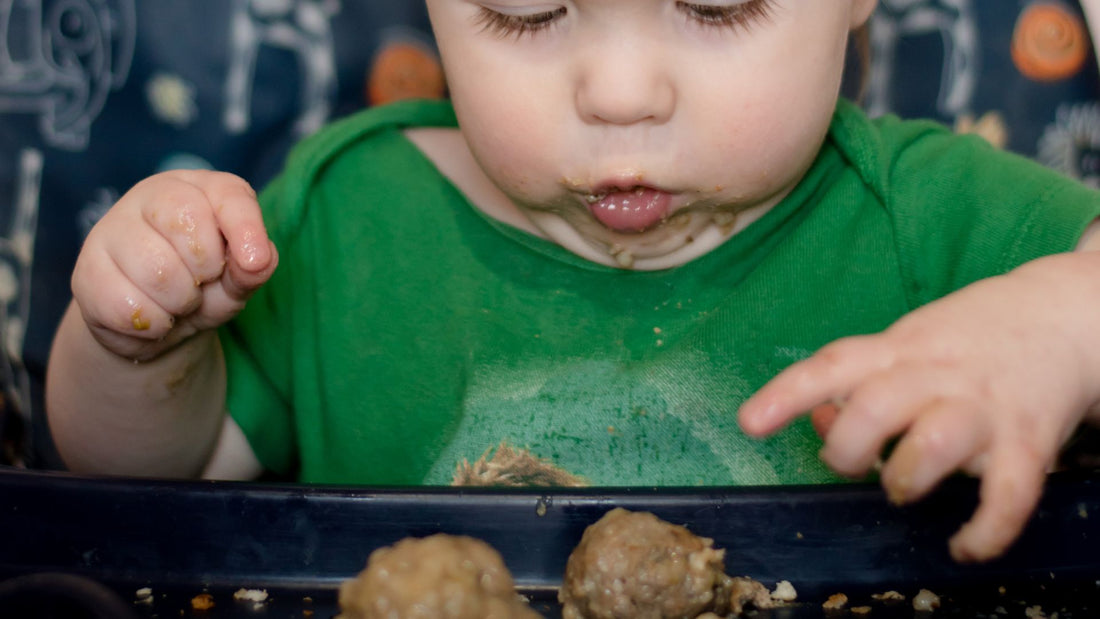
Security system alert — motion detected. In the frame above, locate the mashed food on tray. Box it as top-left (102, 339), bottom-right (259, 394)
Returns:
top-left (559, 508), bottom-right (773, 619)
top-left (337, 508), bottom-right (778, 619)
top-left (336, 533), bottom-right (542, 619)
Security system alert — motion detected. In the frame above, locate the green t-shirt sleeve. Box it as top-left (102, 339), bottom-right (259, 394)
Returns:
top-left (835, 101), bottom-right (1100, 307)
top-left (215, 100), bottom-right (462, 480)
top-left (218, 173), bottom-right (297, 477)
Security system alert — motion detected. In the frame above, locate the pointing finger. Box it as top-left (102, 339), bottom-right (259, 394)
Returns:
top-left (740, 336), bottom-right (894, 437)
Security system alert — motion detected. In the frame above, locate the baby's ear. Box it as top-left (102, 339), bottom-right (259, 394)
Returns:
top-left (850, 0), bottom-right (877, 29)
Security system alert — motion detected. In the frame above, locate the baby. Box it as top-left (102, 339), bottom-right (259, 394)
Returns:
top-left (46, 0), bottom-right (1100, 564)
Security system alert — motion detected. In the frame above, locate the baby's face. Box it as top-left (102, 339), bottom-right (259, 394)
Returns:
top-left (426, 0), bottom-right (876, 269)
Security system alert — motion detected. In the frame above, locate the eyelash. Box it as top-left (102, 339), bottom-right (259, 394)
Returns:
top-left (475, 1), bottom-right (774, 38)
top-left (679, 1), bottom-right (774, 30)
top-left (475, 7), bottom-right (567, 38)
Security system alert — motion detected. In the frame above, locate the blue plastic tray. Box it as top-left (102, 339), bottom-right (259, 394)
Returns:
top-left (2, 468), bottom-right (1099, 617)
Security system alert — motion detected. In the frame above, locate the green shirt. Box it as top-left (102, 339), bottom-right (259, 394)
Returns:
top-left (221, 98), bottom-right (1100, 486)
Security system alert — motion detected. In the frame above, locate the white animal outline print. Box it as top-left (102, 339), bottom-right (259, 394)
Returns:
top-left (223, 0), bottom-right (339, 136)
top-left (0, 0), bottom-right (135, 151)
top-left (865, 0), bottom-right (979, 120)
top-left (0, 148), bottom-right (42, 420)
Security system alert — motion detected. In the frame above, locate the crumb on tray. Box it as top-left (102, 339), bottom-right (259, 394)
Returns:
top-left (771, 580), bottom-right (798, 602)
top-left (823, 593), bottom-right (848, 610)
top-left (233, 588), bottom-right (270, 603)
top-left (191, 593), bottom-right (215, 611)
top-left (872, 590), bottom-right (905, 602)
top-left (912, 589), bottom-right (941, 612)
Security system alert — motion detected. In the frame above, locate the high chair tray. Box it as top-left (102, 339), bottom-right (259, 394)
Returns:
top-left (1, 467), bottom-right (1098, 617)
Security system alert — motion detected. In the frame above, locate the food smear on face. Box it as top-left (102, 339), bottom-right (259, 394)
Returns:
top-left (586, 187), bottom-right (671, 232)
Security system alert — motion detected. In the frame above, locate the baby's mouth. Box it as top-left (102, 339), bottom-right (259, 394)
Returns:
top-left (583, 186), bottom-right (672, 233)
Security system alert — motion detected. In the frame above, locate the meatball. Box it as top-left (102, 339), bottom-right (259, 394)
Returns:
top-left (559, 508), bottom-right (732, 619)
top-left (337, 534), bottom-right (542, 619)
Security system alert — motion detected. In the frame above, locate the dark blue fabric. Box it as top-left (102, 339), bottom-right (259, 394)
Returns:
top-left (864, 1), bottom-right (1100, 179)
top-left (0, 0), bottom-right (435, 468)
top-left (2, 1), bottom-right (1099, 471)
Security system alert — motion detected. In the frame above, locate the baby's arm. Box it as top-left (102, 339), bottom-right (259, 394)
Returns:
top-left (740, 220), bottom-right (1100, 562)
top-left (46, 170), bottom-right (277, 479)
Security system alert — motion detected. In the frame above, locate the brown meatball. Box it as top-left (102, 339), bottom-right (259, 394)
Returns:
top-left (337, 533), bottom-right (542, 619)
top-left (559, 508), bottom-right (731, 619)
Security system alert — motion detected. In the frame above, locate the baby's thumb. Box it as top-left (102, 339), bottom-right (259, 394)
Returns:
top-left (223, 238), bottom-right (278, 303)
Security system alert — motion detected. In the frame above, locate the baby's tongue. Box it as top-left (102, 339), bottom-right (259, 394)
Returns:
top-left (588, 188), bottom-right (670, 232)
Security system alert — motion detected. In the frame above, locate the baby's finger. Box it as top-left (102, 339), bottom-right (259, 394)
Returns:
top-left (187, 240), bottom-right (278, 327)
top-left (740, 335), bottom-right (893, 436)
top-left (948, 441), bottom-right (1047, 562)
top-left (71, 247), bottom-right (177, 348)
top-left (818, 365), bottom-right (960, 477)
top-left (82, 232), bottom-right (200, 331)
top-left (878, 401), bottom-right (987, 505)
top-left (810, 402), bottom-right (840, 438)
top-left (197, 174), bottom-right (275, 287)
top-left (131, 174), bottom-right (231, 286)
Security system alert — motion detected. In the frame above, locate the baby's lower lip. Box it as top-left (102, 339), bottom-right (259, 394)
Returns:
top-left (585, 187), bottom-right (672, 233)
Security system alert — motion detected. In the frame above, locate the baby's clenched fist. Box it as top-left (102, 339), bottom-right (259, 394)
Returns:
top-left (70, 170), bottom-right (277, 362)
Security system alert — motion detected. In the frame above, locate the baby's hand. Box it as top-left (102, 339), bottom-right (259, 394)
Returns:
top-left (739, 255), bottom-right (1100, 562)
top-left (71, 170), bottom-right (278, 362)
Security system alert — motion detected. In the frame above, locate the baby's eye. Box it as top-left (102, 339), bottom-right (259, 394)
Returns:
top-left (676, 0), bottom-right (774, 30)
top-left (476, 6), bottom-right (567, 38)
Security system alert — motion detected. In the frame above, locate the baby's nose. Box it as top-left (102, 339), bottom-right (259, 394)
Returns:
top-left (574, 38), bottom-right (675, 126)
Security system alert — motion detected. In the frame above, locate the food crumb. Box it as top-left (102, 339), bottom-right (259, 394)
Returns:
top-left (872, 591), bottom-right (905, 602)
top-left (135, 587), bottom-right (153, 605)
top-left (1025, 605), bottom-right (1050, 619)
top-left (191, 593), bottom-right (215, 611)
top-left (912, 589), bottom-right (940, 612)
top-left (233, 588), bottom-right (269, 603)
top-left (823, 593), bottom-right (848, 610)
top-left (771, 580), bottom-right (798, 602)
top-left (303, 611), bottom-right (314, 617)
top-left (852, 606), bottom-right (872, 615)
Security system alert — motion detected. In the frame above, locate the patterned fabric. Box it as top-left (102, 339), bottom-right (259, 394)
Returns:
top-left (864, 1), bottom-right (1100, 181)
top-left (1, 1), bottom-right (1099, 472)
top-left (0, 0), bottom-right (440, 469)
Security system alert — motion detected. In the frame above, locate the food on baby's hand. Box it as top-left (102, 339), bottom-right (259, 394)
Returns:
top-left (558, 507), bottom-right (773, 618)
top-left (336, 533), bottom-right (542, 619)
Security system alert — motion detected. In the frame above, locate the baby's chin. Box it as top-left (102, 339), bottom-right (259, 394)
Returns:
top-left (526, 207), bottom-right (745, 271)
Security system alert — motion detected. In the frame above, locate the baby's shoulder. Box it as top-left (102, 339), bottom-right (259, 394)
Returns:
top-left (285, 99), bottom-right (459, 175)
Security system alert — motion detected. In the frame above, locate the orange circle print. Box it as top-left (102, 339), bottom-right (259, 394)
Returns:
top-left (367, 41), bottom-right (447, 106)
top-left (1012, 3), bottom-right (1090, 82)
